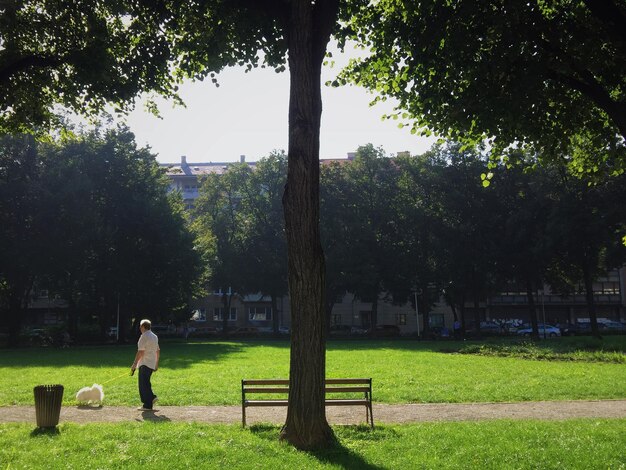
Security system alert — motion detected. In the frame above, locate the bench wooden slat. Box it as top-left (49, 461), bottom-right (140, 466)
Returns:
top-left (325, 387), bottom-right (371, 393)
top-left (243, 387), bottom-right (370, 394)
top-left (325, 399), bottom-right (370, 406)
top-left (243, 387), bottom-right (290, 393)
top-left (245, 399), bottom-right (371, 407)
top-left (242, 378), bottom-right (371, 386)
top-left (325, 378), bottom-right (371, 384)
top-left (243, 379), bottom-right (289, 386)
top-left (245, 400), bottom-right (289, 406)
top-left (241, 377), bottom-right (373, 428)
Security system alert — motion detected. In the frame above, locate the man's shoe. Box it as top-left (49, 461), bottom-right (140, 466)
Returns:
top-left (137, 407), bottom-right (152, 411)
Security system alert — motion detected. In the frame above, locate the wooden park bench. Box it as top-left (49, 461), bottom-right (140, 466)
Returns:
top-left (241, 378), bottom-right (374, 428)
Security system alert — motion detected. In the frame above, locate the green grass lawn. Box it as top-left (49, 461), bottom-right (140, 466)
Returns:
top-left (1, 338), bottom-right (624, 469)
top-left (0, 337), bottom-right (624, 406)
top-left (1, 419), bottom-right (624, 469)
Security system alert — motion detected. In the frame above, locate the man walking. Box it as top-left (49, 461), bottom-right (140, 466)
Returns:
top-left (131, 319), bottom-right (160, 411)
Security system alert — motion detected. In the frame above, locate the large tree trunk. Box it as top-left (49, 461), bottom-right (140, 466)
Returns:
top-left (279, 0), bottom-right (338, 450)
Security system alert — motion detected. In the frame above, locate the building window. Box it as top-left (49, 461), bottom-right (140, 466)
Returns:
top-left (249, 307), bottom-right (272, 321)
top-left (594, 282), bottom-right (619, 295)
top-left (213, 307), bottom-right (237, 321)
top-left (429, 314), bottom-right (444, 328)
top-left (191, 309), bottom-right (206, 322)
top-left (332, 314), bottom-right (342, 325)
top-left (396, 314), bottom-right (407, 326)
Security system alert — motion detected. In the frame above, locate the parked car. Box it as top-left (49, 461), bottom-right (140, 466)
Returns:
top-left (368, 325), bottom-right (401, 337)
top-left (465, 321), bottom-right (504, 337)
top-left (574, 322), bottom-right (593, 335)
top-left (516, 323), bottom-right (561, 337)
top-left (350, 326), bottom-right (368, 335)
top-left (21, 327), bottom-right (52, 345)
top-left (479, 321), bottom-right (504, 334)
top-left (329, 325), bottom-right (351, 336)
top-left (599, 321), bottom-right (626, 333)
top-left (559, 323), bottom-right (580, 336)
top-left (429, 326), bottom-right (451, 339)
top-left (278, 326), bottom-right (290, 335)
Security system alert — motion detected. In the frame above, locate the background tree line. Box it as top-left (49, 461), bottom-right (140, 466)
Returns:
top-left (3, 0), bottom-right (623, 449)
top-left (194, 143), bottom-right (626, 338)
top-left (0, 127), bottom-right (202, 347)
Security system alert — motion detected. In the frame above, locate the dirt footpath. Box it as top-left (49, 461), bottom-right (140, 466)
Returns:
top-left (2, 400), bottom-right (626, 426)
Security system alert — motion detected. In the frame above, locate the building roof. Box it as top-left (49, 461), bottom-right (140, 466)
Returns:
top-left (161, 153), bottom-right (358, 177)
top-left (160, 155), bottom-right (256, 177)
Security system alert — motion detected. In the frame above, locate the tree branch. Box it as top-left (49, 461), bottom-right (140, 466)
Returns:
top-left (582, 0), bottom-right (626, 46)
top-left (0, 54), bottom-right (60, 84)
top-left (312, 0), bottom-right (340, 63)
top-left (549, 69), bottom-right (626, 140)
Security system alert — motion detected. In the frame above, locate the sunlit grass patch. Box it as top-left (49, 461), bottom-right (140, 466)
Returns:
top-left (1, 419), bottom-right (624, 469)
top-left (1, 338), bottom-right (625, 406)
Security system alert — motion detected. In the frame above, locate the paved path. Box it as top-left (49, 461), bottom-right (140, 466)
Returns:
top-left (2, 400), bottom-right (626, 426)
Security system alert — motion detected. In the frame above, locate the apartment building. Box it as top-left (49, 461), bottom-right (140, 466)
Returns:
top-left (160, 155), bottom-right (255, 209)
top-left (168, 154), bottom-right (624, 335)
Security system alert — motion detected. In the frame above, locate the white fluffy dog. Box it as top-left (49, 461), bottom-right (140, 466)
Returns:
top-left (75, 383), bottom-right (104, 405)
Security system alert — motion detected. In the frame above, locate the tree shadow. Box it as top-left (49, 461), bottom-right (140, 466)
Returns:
top-left (327, 336), bottom-right (626, 355)
top-left (0, 341), bottom-right (246, 369)
top-left (76, 404), bottom-right (103, 410)
top-left (30, 427), bottom-right (61, 437)
top-left (139, 411), bottom-right (171, 423)
top-left (249, 424), bottom-right (387, 470)
top-left (326, 338), bottom-right (471, 354)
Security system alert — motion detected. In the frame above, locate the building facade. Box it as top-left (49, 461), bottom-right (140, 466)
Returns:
top-left (164, 154), bottom-right (624, 336)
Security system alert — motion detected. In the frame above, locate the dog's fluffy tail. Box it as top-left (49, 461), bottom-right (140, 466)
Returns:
top-left (93, 384), bottom-right (104, 400)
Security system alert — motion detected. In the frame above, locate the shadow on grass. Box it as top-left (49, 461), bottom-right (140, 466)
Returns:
top-left (449, 336), bottom-right (626, 363)
top-left (249, 423), bottom-right (386, 470)
top-left (139, 411), bottom-right (171, 423)
top-left (30, 427), bottom-right (61, 437)
top-left (327, 336), bottom-right (626, 354)
top-left (0, 341), bottom-right (246, 369)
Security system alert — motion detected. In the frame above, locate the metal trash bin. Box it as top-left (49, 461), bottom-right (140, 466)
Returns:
top-left (34, 384), bottom-right (64, 428)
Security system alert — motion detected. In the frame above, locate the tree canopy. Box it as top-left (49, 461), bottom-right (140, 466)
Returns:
top-left (340, 0), bottom-right (626, 177)
top-left (2, 0), bottom-right (356, 449)
top-left (0, 127), bottom-right (202, 345)
top-left (7, 0), bottom-right (623, 449)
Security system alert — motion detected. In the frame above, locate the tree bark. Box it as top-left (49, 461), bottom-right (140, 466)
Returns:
top-left (279, 0), bottom-right (338, 450)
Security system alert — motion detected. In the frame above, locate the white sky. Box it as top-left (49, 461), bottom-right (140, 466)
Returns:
top-left (123, 46), bottom-right (435, 164)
